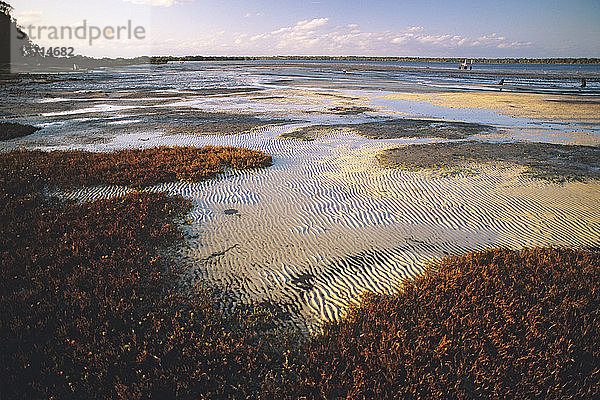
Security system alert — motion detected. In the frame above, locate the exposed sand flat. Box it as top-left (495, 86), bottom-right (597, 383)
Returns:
top-left (382, 92), bottom-right (600, 123)
top-left (235, 88), bottom-right (377, 115)
top-left (54, 125), bottom-right (600, 331)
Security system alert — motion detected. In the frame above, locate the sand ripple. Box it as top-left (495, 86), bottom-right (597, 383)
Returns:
top-left (48, 124), bottom-right (600, 330)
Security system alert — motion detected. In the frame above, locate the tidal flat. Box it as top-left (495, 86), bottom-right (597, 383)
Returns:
top-left (1, 61), bottom-right (599, 329)
top-left (1, 60), bottom-right (599, 398)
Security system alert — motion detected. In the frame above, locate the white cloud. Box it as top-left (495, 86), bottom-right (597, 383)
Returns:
top-left (295, 18), bottom-right (328, 30)
top-left (498, 41), bottom-right (532, 49)
top-left (234, 33), bottom-right (248, 45)
top-left (470, 33), bottom-right (531, 49)
top-left (152, 17), bottom-right (534, 56)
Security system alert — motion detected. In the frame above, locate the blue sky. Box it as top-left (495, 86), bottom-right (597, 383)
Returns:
top-left (9, 0), bottom-right (600, 57)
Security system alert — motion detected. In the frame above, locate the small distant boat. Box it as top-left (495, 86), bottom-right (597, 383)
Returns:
top-left (71, 64), bottom-right (87, 73)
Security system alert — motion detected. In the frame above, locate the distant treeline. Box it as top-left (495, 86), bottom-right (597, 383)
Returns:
top-left (151, 56), bottom-right (600, 65)
top-left (5, 54), bottom-right (152, 72)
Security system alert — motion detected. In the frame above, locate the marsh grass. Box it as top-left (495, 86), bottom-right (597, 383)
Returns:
top-left (282, 247), bottom-right (600, 399)
top-left (0, 146), bottom-right (289, 399)
top-left (0, 146), bottom-right (272, 189)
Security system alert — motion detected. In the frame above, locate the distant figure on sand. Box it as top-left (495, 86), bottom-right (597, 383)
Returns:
top-left (581, 78), bottom-right (586, 88)
top-left (459, 59), bottom-right (473, 70)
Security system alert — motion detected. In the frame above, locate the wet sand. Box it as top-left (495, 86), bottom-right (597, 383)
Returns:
top-left (383, 92), bottom-right (600, 123)
top-left (53, 125), bottom-right (600, 331)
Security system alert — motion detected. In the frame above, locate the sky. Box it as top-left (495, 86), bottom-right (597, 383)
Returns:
top-left (8, 0), bottom-right (600, 58)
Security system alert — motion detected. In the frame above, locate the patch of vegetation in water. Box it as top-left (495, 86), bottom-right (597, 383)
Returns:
top-left (326, 106), bottom-right (375, 115)
top-left (0, 146), bottom-right (272, 188)
top-left (283, 247), bottom-right (600, 399)
top-left (115, 108), bottom-right (295, 136)
top-left (0, 146), bottom-right (287, 399)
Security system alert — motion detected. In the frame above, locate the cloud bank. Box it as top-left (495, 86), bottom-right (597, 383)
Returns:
top-left (153, 17), bottom-right (534, 57)
top-left (243, 18), bottom-right (531, 55)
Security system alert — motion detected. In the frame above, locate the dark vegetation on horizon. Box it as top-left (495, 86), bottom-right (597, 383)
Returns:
top-left (151, 55), bottom-right (600, 65)
top-left (0, 1), bottom-right (13, 67)
top-left (1, 147), bottom-right (599, 399)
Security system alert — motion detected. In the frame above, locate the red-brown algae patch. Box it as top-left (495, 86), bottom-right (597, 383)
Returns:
top-left (0, 146), bottom-right (285, 399)
top-left (283, 247), bottom-right (600, 399)
top-left (0, 145), bottom-right (272, 189)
